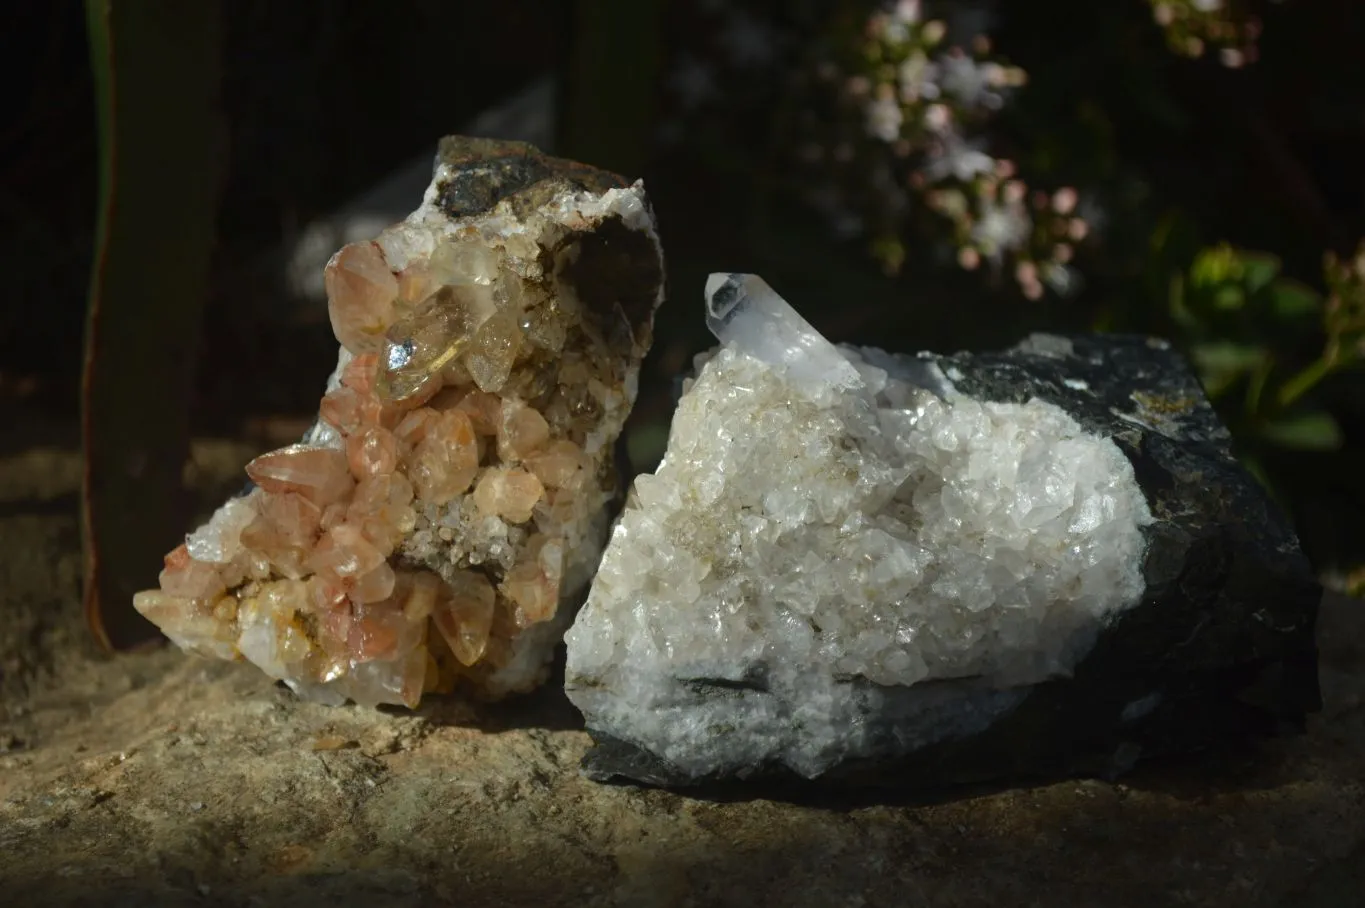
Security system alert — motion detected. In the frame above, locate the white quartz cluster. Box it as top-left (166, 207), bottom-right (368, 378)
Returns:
top-left (565, 274), bottom-right (1154, 779)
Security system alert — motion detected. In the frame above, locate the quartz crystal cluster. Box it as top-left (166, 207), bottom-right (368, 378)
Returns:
top-left (565, 274), bottom-right (1320, 787)
top-left (135, 138), bottom-right (663, 707)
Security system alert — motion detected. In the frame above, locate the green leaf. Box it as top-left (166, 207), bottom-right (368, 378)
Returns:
top-left (1190, 244), bottom-right (1239, 287)
top-left (1212, 283), bottom-right (1246, 311)
top-left (1190, 341), bottom-right (1265, 398)
top-left (1168, 273), bottom-right (1202, 330)
top-left (1267, 280), bottom-right (1323, 321)
top-left (1238, 252), bottom-right (1281, 294)
top-left (1258, 411), bottom-right (1344, 451)
top-left (1236, 452), bottom-right (1277, 497)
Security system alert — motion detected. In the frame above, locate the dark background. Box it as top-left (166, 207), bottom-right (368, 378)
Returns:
top-left (4, 0), bottom-right (1364, 589)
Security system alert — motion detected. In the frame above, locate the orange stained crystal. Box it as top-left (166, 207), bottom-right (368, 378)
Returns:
top-left (135, 204), bottom-right (644, 706)
top-left (454, 389), bottom-right (504, 436)
top-left (350, 561), bottom-right (397, 604)
top-left (472, 467), bottom-right (545, 524)
top-left (320, 386), bottom-right (381, 435)
top-left (246, 445), bottom-right (355, 507)
top-left (407, 409), bottom-right (479, 505)
top-left (347, 585), bottom-right (426, 664)
top-left (501, 534), bottom-right (564, 626)
top-left (306, 523), bottom-right (386, 593)
top-left (159, 544), bottom-right (227, 601)
top-left (346, 426), bottom-right (400, 479)
top-left (497, 400), bottom-right (551, 461)
top-left (523, 439), bottom-right (584, 489)
top-left (397, 259), bottom-right (436, 307)
top-left (342, 352), bottom-right (381, 394)
top-left (325, 241), bottom-right (400, 355)
top-left (433, 570), bottom-right (496, 666)
top-left (392, 407), bottom-right (437, 451)
top-left (402, 571), bottom-right (444, 624)
top-left (347, 473), bottom-right (415, 554)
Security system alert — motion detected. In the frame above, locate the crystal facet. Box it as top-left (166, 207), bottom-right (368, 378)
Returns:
top-left (325, 241), bottom-right (400, 355)
top-left (704, 272), bottom-right (862, 394)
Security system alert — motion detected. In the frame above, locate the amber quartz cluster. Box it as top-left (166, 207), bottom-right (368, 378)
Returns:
top-left (134, 139), bottom-right (663, 707)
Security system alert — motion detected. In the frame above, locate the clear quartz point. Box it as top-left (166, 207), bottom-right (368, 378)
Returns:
top-left (704, 273), bottom-right (863, 393)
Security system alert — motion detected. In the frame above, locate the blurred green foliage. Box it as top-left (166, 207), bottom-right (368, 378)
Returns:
top-left (1170, 241), bottom-right (1364, 487)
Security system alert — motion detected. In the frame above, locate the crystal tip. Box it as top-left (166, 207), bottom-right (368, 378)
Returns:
top-left (705, 272), bottom-right (764, 326)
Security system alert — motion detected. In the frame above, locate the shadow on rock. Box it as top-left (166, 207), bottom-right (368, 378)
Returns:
top-left (4, 746), bottom-right (1362, 908)
top-left (406, 648), bottom-right (586, 734)
top-left (580, 726), bottom-right (1327, 813)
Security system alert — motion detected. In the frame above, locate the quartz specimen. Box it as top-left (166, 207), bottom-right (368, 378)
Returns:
top-left (135, 137), bottom-right (663, 707)
top-left (564, 274), bottom-right (1320, 787)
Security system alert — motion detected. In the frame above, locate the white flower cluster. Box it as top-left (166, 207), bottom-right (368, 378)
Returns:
top-left (815, 1), bottom-right (1088, 297)
top-left (1150, 0), bottom-right (1270, 67)
top-left (656, 0), bottom-right (1102, 299)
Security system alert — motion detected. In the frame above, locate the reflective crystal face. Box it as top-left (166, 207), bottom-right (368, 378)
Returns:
top-left (703, 272), bottom-right (862, 393)
top-left (377, 284), bottom-right (498, 401)
top-left (134, 140), bottom-right (663, 707)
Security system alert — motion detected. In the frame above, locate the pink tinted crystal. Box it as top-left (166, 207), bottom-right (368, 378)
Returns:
top-left (325, 242), bottom-right (399, 354)
top-left (246, 445), bottom-right (355, 507)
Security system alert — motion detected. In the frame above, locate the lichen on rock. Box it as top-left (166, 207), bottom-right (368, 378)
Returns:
top-left (135, 137), bottom-right (664, 707)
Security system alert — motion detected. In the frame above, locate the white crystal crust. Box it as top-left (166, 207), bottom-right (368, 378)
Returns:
top-left (566, 307), bottom-right (1154, 779)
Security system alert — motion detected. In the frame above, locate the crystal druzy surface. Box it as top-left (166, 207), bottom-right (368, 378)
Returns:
top-left (565, 274), bottom-right (1319, 787)
top-left (135, 138), bottom-right (663, 707)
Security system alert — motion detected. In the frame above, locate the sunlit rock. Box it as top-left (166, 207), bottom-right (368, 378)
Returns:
top-left (564, 273), bottom-right (1320, 787)
top-left (136, 137), bottom-right (663, 707)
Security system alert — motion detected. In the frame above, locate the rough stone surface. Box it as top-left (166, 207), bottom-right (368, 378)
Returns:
top-left (2, 434), bottom-right (1364, 907)
top-left (566, 275), bottom-right (1320, 787)
top-left (132, 137), bottom-right (664, 708)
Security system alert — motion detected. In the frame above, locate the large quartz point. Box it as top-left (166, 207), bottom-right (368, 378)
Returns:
top-left (135, 137), bottom-right (663, 707)
top-left (564, 273), bottom-right (1320, 788)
